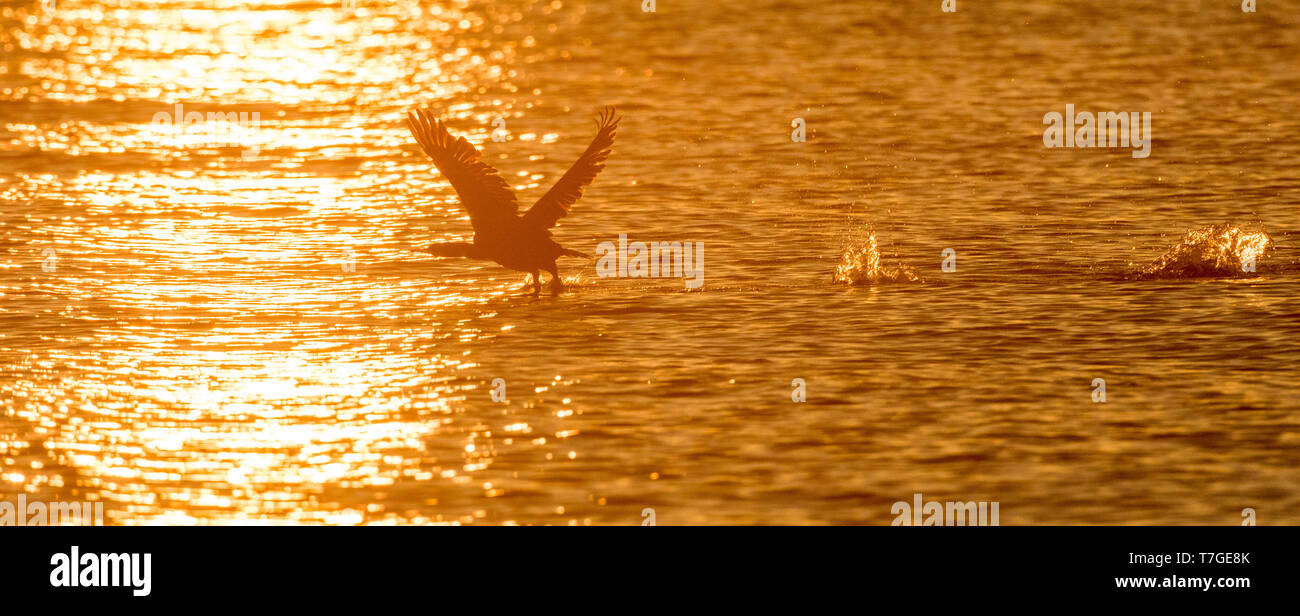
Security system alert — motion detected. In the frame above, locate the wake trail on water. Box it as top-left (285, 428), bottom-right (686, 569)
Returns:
top-left (828, 222), bottom-right (1278, 286)
top-left (459, 222), bottom-right (1278, 296)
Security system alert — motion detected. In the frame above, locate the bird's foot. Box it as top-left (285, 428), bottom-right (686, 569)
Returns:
top-left (549, 278), bottom-right (565, 294)
top-left (519, 274), bottom-right (539, 294)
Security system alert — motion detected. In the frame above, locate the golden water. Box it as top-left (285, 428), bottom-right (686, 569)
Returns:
top-left (3, 1), bottom-right (1300, 524)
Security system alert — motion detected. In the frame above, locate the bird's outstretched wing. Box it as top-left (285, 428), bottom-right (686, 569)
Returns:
top-left (522, 106), bottom-right (621, 230)
top-left (406, 108), bottom-right (518, 237)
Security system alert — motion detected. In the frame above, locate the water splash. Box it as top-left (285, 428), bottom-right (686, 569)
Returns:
top-left (1139, 223), bottom-right (1274, 279)
top-left (832, 228), bottom-right (921, 285)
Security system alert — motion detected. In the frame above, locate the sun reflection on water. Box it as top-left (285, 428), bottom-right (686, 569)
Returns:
top-left (1, 0), bottom-right (595, 525)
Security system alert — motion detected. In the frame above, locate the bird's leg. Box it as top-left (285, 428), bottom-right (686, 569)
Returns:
top-left (546, 262), bottom-right (563, 294)
top-left (531, 271), bottom-right (541, 295)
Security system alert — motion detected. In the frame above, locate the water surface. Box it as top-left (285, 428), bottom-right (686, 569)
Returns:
top-left (2, 0), bottom-right (1299, 524)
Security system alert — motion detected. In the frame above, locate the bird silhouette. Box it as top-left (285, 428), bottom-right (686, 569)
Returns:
top-left (406, 106), bottom-right (621, 294)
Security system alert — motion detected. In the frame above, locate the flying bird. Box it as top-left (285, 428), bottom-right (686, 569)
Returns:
top-left (406, 106), bottom-right (621, 293)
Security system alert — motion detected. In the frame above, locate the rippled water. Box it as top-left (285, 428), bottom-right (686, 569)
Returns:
top-left (3, 0), bottom-right (1299, 524)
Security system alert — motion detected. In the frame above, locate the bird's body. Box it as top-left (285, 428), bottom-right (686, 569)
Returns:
top-left (406, 106), bottom-right (620, 293)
